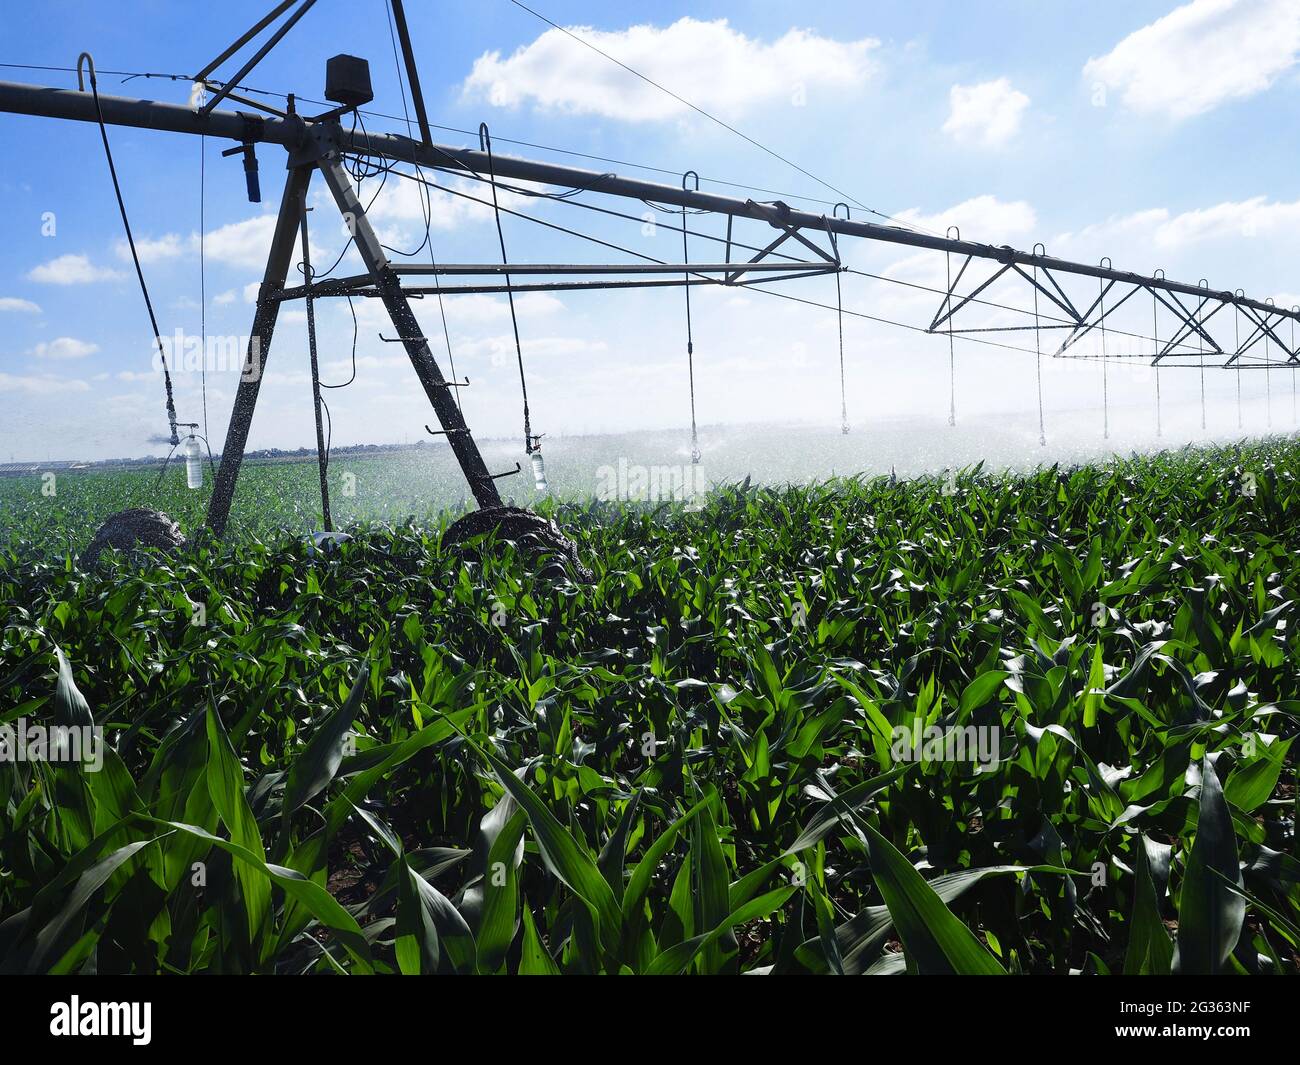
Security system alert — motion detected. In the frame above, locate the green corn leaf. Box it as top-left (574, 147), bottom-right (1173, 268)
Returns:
top-left (282, 661), bottom-right (370, 822)
top-left (1174, 757), bottom-right (1246, 975)
top-left (1123, 835), bottom-right (1173, 975)
top-left (205, 704), bottom-right (272, 944)
top-left (859, 819), bottom-right (1006, 975)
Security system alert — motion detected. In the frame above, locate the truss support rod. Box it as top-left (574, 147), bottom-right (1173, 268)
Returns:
top-left (1167, 291), bottom-right (1224, 355)
top-left (194, 0), bottom-right (298, 82)
top-left (206, 164), bottom-right (313, 537)
top-left (317, 152), bottom-right (502, 510)
top-left (1228, 313), bottom-right (1275, 366)
top-left (1040, 268), bottom-right (1082, 323)
top-left (389, 261), bottom-right (828, 276)
top-left (930, 263), bottom-right (1012, 332)
top-left (1151, 290), bottom-right (1223, 360)
top-left (1056, 282), bottom-right (1145, 357)
top-left (279, 269), bottom-right (839, 301)
top-left (1, 78), bottom-right (1296, 325)
top-left (727, 230), bottom-right (795, 283)
top-left (388, 0), bottom-right (433, 149)
top-left (199, 1), bottom-right (317, 115)
top-left (1237, 307), bottom-right (1296, 364)
top-left (928, 254), bottom-right (973, 332)
top-left (1010, 264), bottom-right (1083, 326)
top-left (743, 200), bottom-right (840, 264)
top-left (1153, 293), bottom-right (1224, 361)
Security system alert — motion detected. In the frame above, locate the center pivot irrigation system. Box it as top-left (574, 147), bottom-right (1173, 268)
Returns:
top-left (2, 0), bottom-right (1297, 541)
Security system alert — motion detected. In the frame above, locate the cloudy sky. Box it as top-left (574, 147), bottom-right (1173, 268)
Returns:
top-left (2, 0), bottom-right (1300, 462)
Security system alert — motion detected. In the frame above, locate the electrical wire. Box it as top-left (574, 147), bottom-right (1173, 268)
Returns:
top-left (1151, 291), bottom-right (1162, 438)
top-left (834, 262), bottom-right (849, 434)
top-left (502, 0), bottom-right (936, 236)
top-left (349, 157), bottom-right (1062, 359)
top-left (0, 60), bottom-right (861, 212)
top-left (320, 297), bottom-right (359, 389)
top-left (480, 126), bottom-right (537, 452)
top-left (944, 248), bottom-right (956, 426)
top-left (1197, 299), bottom-right (1206, 431)
top-left (1032, 265), bottom-right (1045, 447)
top-left (80, 54), bottom-right (180, 445)
top-left (421, 156), bottom-right (1195, 355)
top-left (363, 156), bottom-right (1250, 399)
top-left (199, 129), bottom-right (209, 443)
top-left (24, 54), bottom-right (1235, 363)
top-left (1265, 319), bottom-right (1273, 429)
top-left (11, 47), bottom-right (1290, 464)
top-left (1099, 278), bottom-right (1109, 439)
top-left (1235, 307), bottom-right (1243, 429)
top-left (383, 157), bottom-right (1123, 357)
top-left (383, 0), bottom-right (462, 415)
top-left (359, 158), bottom-right (1179, 367)
top-left (681, 200), bottom-right (700, 463)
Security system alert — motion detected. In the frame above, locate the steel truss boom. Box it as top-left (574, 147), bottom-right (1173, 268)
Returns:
top-left (0, 78), bottom-right (1293, 329)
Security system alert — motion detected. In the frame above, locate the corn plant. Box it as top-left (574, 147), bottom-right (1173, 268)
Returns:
top-left (0, 440), bottom-right (1297, 973)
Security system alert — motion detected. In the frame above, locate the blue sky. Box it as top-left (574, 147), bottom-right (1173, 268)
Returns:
top-left (2, 0), bottom-right (1300, 462)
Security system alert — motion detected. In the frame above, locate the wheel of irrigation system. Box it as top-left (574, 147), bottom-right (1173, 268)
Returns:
top-left (81, 508), bottom-right (187, 566)
top-left (442, 505), bottom-right (592, 582)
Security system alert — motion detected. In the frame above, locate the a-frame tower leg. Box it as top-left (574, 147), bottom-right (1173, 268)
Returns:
top-left (205, 151), bottom-right (504, 538)
top-left (317, 154), bottom-right (502, 509)
top-left (206, 164), bottom-right (314, 537)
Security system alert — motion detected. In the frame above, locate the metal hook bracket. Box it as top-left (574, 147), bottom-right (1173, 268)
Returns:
top-left (76, 52), bottom-right (96, 91)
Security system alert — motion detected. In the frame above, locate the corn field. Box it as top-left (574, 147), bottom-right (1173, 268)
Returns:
top-left (1, 440), bottom-right (1297, 974)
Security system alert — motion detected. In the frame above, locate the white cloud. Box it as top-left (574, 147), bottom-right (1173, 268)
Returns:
top-left (1054, 196), bottom-right (1300, 254)
top-left (203, 215), bottom-right (281, 270)
top-left (0, 297), bottom-right (41, 313)
top-left (27, 254), bottom-right (122, 285)
top-left (1154, 196), bottom-right (1300, 247)
top-left (457, 333), bottom-right (609, 367)
top-left (893, 195), bottom-right (1037, 243)
top-left (214, 289), bottom-right (237, 305)
top-left (0, 372), bottom-right (89, 395)
top-left (441, 292), bottom-right (565, 325)
top-left (1084, 0), bottom-right (1300, 120)
top-left (462, 17), bottom-right (877, 121)
top-left (942, 78), bottom-right (1030, 147)
top-left (115, 233), bottom-right (185, 263)
top-left (368, 176), bottom-right (498, 228)
top-left (29, 336), bottom-right (99, 360)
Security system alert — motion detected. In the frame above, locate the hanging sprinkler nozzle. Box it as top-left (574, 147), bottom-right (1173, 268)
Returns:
top-left (177, 422), bottom-right (203, 490)
top-left (527, 434), bottom-right (549, 493)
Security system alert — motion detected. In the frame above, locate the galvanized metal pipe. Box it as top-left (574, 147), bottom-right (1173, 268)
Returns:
top-left (0, 78), bottom-right (1292, 322)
